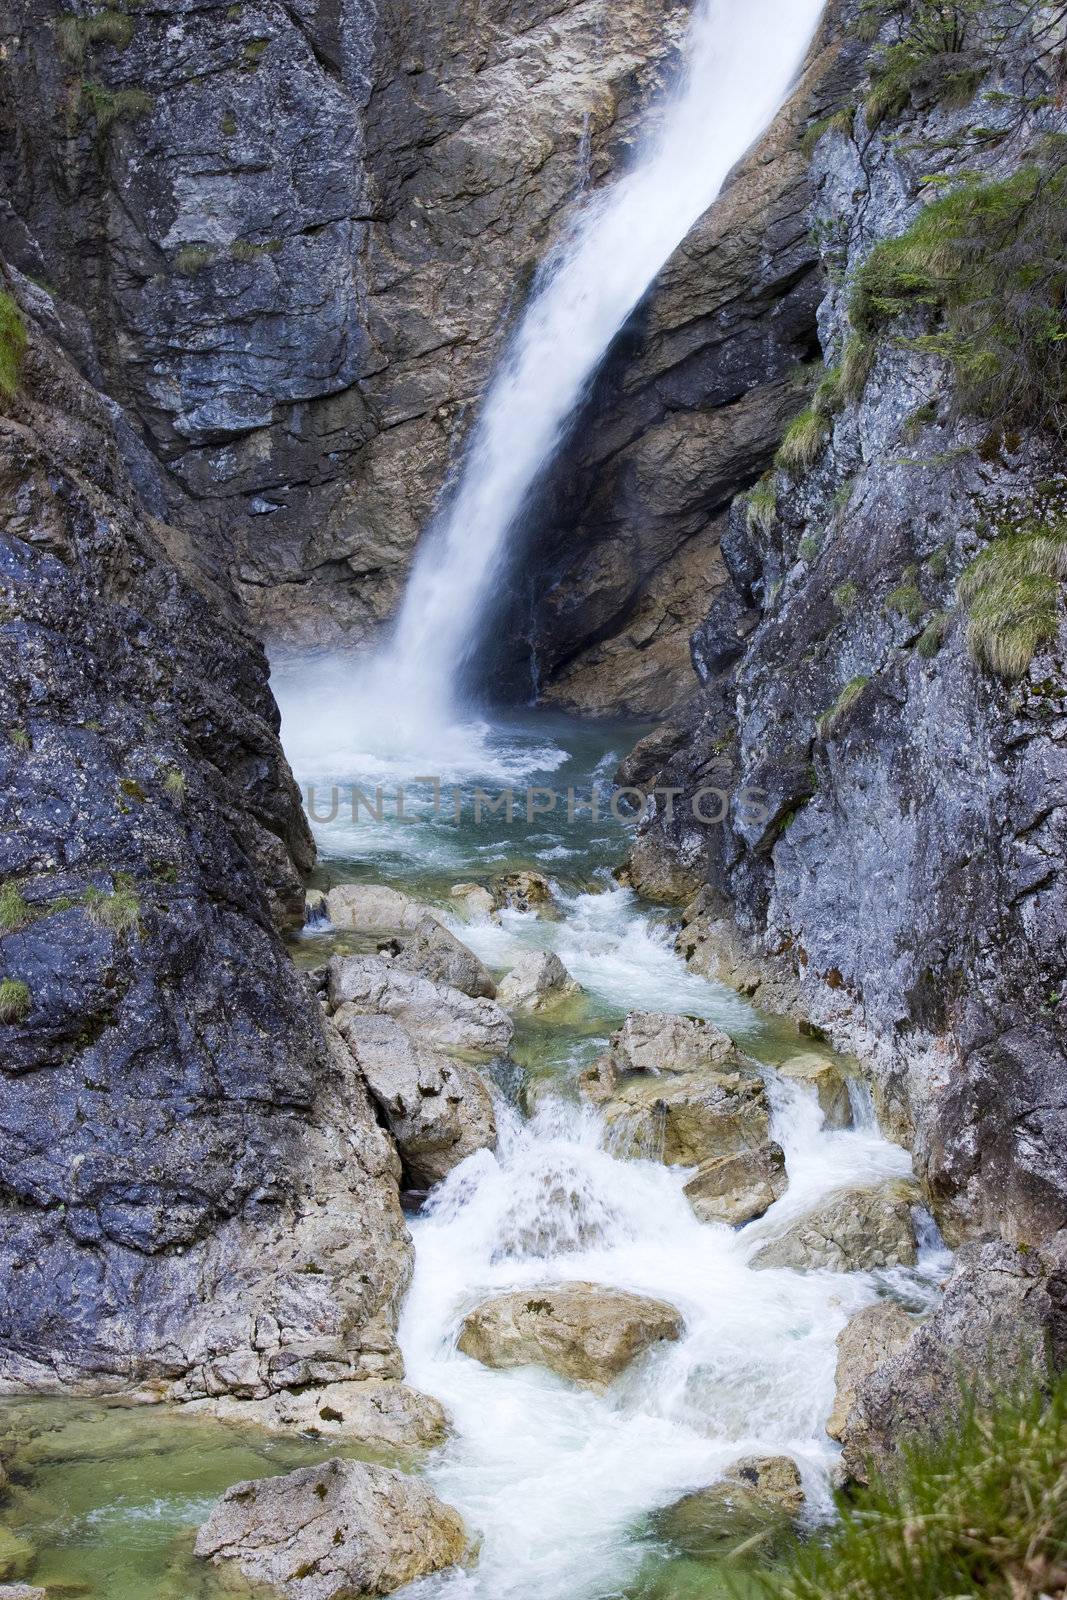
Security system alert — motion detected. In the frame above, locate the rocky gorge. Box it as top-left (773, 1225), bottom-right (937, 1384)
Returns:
top-left (0, 0), bottom-right (1066, 1596)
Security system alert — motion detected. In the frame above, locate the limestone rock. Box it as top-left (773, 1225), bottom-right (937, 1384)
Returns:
top-left (457, 1282), bottom-right (684, 1387)
top-left (336, 1012), bottom-right (496, 1187)
top-left (496, 951), bottom-right (581, 1012)
top-left (684, 1144), bottom-right (787, 1226)
top-left (390, 917), bottom-right (496, 1000)
top-left (775, 1052), bottom-right (853, 1130)
top-left (654, 1456), bottom-right (804, 1558)
top-left (585, 1065), bottom-right (772, 1168)
top-left (327, 956), bottom-right (513, 1058)
top-left (187, 1380), bottom-right (448, 1452)
top-left (491, 872), bottom-right (558, 916)
top-left (752, 1181), bottom-right (919, 1273)
top-left (448, 884), bottom-right (497, 922)
top-left (325, 884), bottom-right (441, 936)
top-left (826, 1302), bottom-right (914, 1443)
top-left (195, 1458), bottom-right (468, 1599)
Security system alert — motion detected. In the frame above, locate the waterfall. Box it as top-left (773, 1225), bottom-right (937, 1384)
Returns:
top-left (373, 0), bottom-right (825, 733)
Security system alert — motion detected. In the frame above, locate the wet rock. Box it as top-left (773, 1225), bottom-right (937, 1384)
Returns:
top-left (186, 1380), bottom-right (448, 1452)
top-left (496, 951), bottom-right (581, 1012)
top-left (840, 1240), bottom-right (1067, 1481)
top-left (684, 1143), bottom-right (787, 1226)
top-left (654, 1455), bottom-right (804, 1558)
top-left (390, 917), bottom-right (496, 1000)
top-left (752, 1181), bottom-right (919, 1273)
top-left (457, 1282), bottom-right (684, 1387)
top-left (335, 1012), bottom-right (496, 1187)
top-left (327, 956), bottom-right (513, 1058)
top-left (0, 1531), bottom-right (34, 1585)
top-left (448, 884), bottom-right (497, 922)
top-left (775, 1052), bottom-right (853, 1130)
top-left (826, 1302), bottom-right (914, 1443)
top-left (325, 885), bottom-right (441, 936)
top-left (584, 1063), bottom-right (772, 1168)
top-left (195, 1458), bottom-right (469, 1599)
top-left (491, 872), bottom-right (558, 916)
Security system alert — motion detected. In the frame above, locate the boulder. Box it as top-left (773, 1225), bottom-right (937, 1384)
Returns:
top-left (496, 951), bottom-right (581, 1012)
top-left (654, 1456), bottom-right (804, 1558)
top-left (336, 1013), bottom-right (496, 1186)
top-left (325, 884), bottom-right (442, 935)
top-left (775, 1052), bottom-right (853, 1130)
top-left (448, 883), bottom-right (497, 921)
top-left (584, 1064), bottom-right (772, 1168)
top-left (752, 1181), bottom-right (919, 1273)
top-left (826, 1302), bottom-right (914, 1442)
top-left (327, 956), bottom-right (513, 1057)
top-left (604, 1011), bottom-right (739, 1076)
top-left (187, 1380), bottom-right (449, 1452)
top-left (195, 1458), bottom-right (468, 1599)
top-left (457, 1282), bottom-right (684, 1388)
top-left (491, 872), bottom-right (558, 916)
top-left (389, 917), bottom-right (496, 999)
top-left (684, 1143), bottom-right (787, 1225)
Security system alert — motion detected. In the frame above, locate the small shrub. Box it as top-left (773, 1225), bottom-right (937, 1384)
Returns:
top-left (162, 768), bottom-right (186, 805)
top-left (761, 1376), bottom-right (1067, 1600)
top-left (958, 522), bottom-right (1067, 678)
top-left (776, 407), bottom-right (829, 476)
top-left (817, 675), bottom-right (870, 738)
top-left (745, 474), bottom-right (778, 536)
top-left (833, 580), bottom-right (859, 611)
top-left (886, 564), bottom-right (927, 624)
top-left (0, 293), bottom-right (27, 400)
top-left (0, 979), bottom-right (30, 1023)
top-left (917, 609), bottom-right (953, 657)
top-left (174, 244), bottom-right (214, 275)
top-left (0, 884), bottom-right (30, 933)
top-left (84, 876), bottom-right (141, 934)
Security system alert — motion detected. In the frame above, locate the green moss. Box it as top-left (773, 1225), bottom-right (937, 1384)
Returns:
top-left (833, 580), bottom-right (859, 612)
top-left (886, 564), bottom-right (927, 624)
top-left (0, 979), bottom-right (30, 1023)
top-left (917, 609), bottom-right (953, 657)
top-left (0, 293), bottom-right (27, 400)
top-left (851, 166), bottom-right (1067, 437)
top-left (957, 521), bottom-right (1067, 679)
top-left (79, 81), bottom-right (154, 132)
top-left (84, 876), bottom-right (141, 935)
top-left (776, 407), bottom-right (829, 476)
top-left (174, 244), bottom-right (214, 275)
top-left (761, 1376), bottom-right (1067, 1600)
top-left (0, 884), bottom-right (30, 934)
top-left (745, 474), bottom-right (778, 537)
top-left (817, 675), bottom-right (870, 739)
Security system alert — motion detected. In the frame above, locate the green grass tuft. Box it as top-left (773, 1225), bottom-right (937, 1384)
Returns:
top-left (851, 165), bottom-right (1067, 438)
top-left (745, 474), bottom-right (778, 537)
top-left (957, 522), bottom-right (1067, 679)
top-left (761, 1375), bottom-right (1067, 1600)
top-left (817, 675), bottom-right (870, 739)
top-left (0, 884), bottom-right (30, 933)
top-left (0, 978), bottom-right (30, 1023)
top-left (0, 293), bottom-right (27, 400)
top-left (776, 408), bottom-right (829, 476)
top-left (84, 875), bottom-right (141, 934)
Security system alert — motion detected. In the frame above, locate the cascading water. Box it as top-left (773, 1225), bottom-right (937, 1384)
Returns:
top-left (350, 0), bottom-right (826, 749)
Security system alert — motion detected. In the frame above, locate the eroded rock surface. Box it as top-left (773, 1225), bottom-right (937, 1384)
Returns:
top-left (195, 1458), bottom-right (469, 1599)
top-left (457, 1282), bottom-right (683, 1387)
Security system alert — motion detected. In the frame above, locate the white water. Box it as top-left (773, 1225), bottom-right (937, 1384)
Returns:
top-left (348, 0), bottom-right (825, 753)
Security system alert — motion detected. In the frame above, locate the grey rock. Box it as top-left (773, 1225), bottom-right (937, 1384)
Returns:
top-left (194, 1457), bottom-right (469, 1599)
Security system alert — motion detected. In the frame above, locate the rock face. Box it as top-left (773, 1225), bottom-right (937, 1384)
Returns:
top-left (654, 1455), bottom-right (804, 1558)
top-left (194, 1458), bottom-right (469, 1599)
top-left (390, 916), bottom-right (496, 1000)
top-left (327, 955), bottom-right (513, 1057)
top-left (0, 271), bottom-right (416, 1399)
top-left (826, 1302), bottom-right (914, 1444)
top-left (684, 1144), bottom-right (787, 1227)
top-left (752, 1181), bottom-right (918, 1273)
top-left (188, 1379), bottom-right (448, 1452)
top-left (457, 1282), bottom-right (684, 1387)
top-left (336, 1012), bottom-right (497, 1187)
top-left (496, 951), bottom-right (581, 1011)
